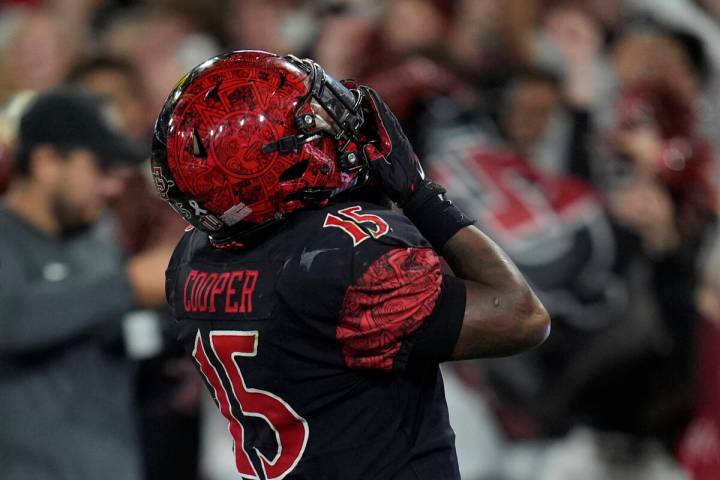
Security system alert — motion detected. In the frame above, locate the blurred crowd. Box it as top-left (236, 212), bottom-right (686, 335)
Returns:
top-left (1, 0), bottom-right (720, 479)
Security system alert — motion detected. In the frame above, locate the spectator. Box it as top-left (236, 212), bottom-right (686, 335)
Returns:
top-left (322, 0), bottom-right (466, 149)
top-left (68, 55), bottom-right (200, 480)
top-left (613, 25), bottom-right (709, 107)
top-left (0, 7), bottom-right (83, 103)
top-left (100, 6), bottom-right (220, 122)
top-left (497, 69), bottom-right (563, 161)
top-left (610, 82), bottom-right (716, 247)
top-left (421, 61), bottom-right (701, 477)
top-left (607, 82), bottom-right (717, 444)
top-left (67, 55), bottom-right (186, 252)
top-left (447, 0), bottom-right (538, 75)
top-left (68, 56), bottom-right (152, 142)
top-left (0, 91), bottom-right (35, 195)
top-left (313, 4), bottom-right (375, 79)
top-left (222, 0), bottom-right (313, 54)
top-left (0, 87), bottom-right (168, 480)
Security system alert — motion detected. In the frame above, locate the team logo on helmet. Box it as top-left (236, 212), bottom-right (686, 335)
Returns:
top-left (152, 166), bottom-right (175, 200)
top-left (172, 201), bottom-right (193, 221)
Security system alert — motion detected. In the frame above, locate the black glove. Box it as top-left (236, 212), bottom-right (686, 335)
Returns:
top-left (359, 86), bottom-right (426, 206)
top-left (357, 85), bottom-right (474, 250)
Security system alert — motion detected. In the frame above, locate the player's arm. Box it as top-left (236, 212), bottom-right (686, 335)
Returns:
top-left (360, 87), bottom-right (549, 360)
top-left (0, 254), bottom-right (129, 355)
top-left (0, 236), bottom-right (149, 355)
top-left (442, 226), bottom-right (549, 359)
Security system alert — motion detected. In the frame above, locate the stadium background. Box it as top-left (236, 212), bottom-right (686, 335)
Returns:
top-left (2, 0), bottom-right (720, 479)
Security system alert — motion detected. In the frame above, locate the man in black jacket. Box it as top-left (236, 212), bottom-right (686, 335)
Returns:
top-left (0, 87), bottom-right (167, 480)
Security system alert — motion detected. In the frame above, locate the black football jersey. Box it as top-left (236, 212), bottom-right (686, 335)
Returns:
top-left (165, 200), bottom-right (466, 480)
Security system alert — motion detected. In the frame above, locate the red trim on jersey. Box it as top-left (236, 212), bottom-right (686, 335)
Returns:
top-left (337, 248), bottom-right (443, 371)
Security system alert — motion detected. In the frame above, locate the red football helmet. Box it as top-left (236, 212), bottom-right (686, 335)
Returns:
top-left (151, 50), bottom-right (368, 246)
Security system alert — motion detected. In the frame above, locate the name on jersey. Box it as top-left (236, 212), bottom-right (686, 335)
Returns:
top-left (183, 269), bottom-right (258, 314)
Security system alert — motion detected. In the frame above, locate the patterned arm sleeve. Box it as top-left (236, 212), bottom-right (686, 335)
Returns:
top-left (338, 247), bottom-right (465, 372)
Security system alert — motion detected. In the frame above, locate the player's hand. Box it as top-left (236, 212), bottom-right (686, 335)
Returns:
top-left (359, 86), bottom-right (426, 206)
top-left (127, 246), bottom-right (172, 307)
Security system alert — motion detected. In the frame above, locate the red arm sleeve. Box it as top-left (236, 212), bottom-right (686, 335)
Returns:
top-left (337, 247), bottom-right (465, 372)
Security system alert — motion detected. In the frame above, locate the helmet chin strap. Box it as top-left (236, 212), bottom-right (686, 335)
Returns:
top-left (261, 132), bottom-right (365, 173)
top-left (209, 212), bottom-right (286, 248)
top-left (261, 133), bottom-right (323, 155)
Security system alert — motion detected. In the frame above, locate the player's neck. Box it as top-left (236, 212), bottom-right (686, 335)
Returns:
top-left (331, 186), bottom-right (392, 208)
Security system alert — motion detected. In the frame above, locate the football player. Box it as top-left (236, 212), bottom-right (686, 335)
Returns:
top-left (151, 50), bottom-right (550, 480)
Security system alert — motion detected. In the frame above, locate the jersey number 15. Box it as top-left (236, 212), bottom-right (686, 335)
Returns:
top-left (193, 331), bottom-right (309, 479)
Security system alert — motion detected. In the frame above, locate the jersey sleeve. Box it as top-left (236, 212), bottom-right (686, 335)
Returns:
top-left (276, 203), bottom-right (466, 373)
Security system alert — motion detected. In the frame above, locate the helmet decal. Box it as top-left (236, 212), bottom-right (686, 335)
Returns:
top-left (152, 166), bottom-right (175, 200)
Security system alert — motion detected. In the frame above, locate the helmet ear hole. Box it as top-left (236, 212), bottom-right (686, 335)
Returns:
top-left (279, 159), bottom-right (309, 182)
